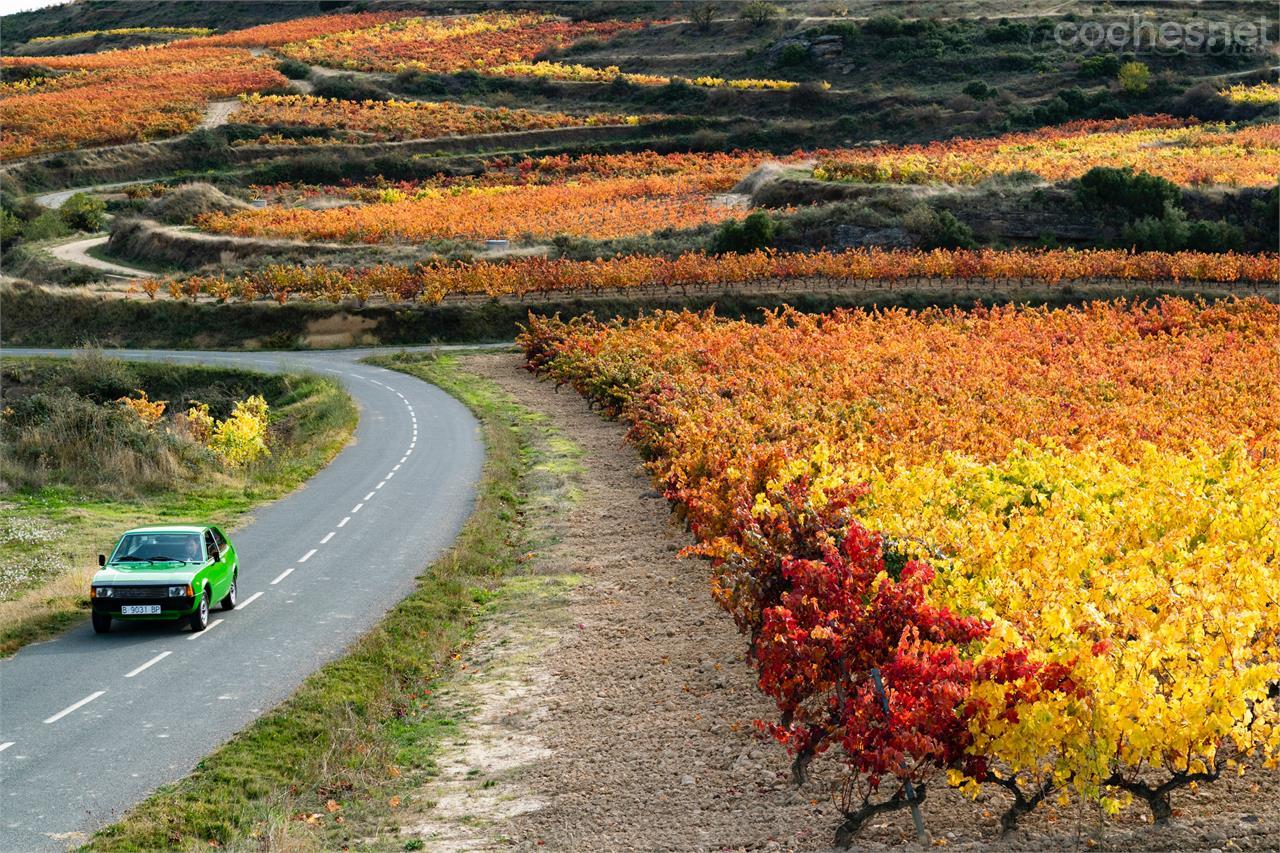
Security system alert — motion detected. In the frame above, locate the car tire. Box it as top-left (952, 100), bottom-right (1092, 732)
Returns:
top-left (92, 612), bottom-right (111, 634)
top-left (220, 571), bottom-right (237, 611)
top-left (190, 587), bottom-right (210, 632)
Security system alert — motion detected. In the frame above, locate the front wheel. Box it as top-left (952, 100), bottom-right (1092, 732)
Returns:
top-left (220, 572), bottom-right (238, 611)
top-left (92, 612), bottom-right (111, 634)
top-left (190, 588), bottom-right (210, 632)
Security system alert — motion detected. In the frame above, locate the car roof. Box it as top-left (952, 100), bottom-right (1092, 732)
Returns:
top-left (123, 525), bottom-right (207, 534)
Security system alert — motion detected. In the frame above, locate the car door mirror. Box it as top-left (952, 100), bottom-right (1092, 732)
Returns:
top-left (98, 554), bottom-right (106, 567)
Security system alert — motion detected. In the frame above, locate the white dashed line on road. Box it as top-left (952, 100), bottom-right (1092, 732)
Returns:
top-left (364, 491), bottom-right (375, 501)
top-left (44, 691), bottom-right (105, 724)
top-left (124, 651), bottom-right (171, 678)
top-left (392, 464), bottom-right (401, 472)
top-left (338, 516), bottom-right (350, 528)
top-left (376, 481), bottom-right (386, 489)
top-left (238, 591), bottom-right (264, 609)
top-left (298, 549), bottom-right (317, 563)
top-left (187, 619), bottom-right (224, 640)
top-left (320, 532), bottom-right (335, 544)
top-left (0, 742), bottom-right (13, 753)
top-left (270, 568), bottom-right (294, 585)
top-left (352, 503), bottom-right (364, 513)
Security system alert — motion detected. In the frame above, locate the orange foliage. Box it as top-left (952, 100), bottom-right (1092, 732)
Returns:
top-left (0, 46), bottom-right (284, 158)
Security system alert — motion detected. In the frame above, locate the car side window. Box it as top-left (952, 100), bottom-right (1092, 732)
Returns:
top-left (204, 530), bottom-right (218, 560)
top-left (213, 528), bottom-right (228, 550)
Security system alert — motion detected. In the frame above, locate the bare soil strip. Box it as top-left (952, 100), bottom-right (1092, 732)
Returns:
top-left (398, 353), bottom-right (1280, 852)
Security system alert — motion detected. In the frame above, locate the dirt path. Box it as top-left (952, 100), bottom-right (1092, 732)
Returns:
top-left (397, 353), bottom-right (1280, 853)
top-left (200, 99), bottom-right (241, 129)
top-left (46, 235), bottom-right (154, 279)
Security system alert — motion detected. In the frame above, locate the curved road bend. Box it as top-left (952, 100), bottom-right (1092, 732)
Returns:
top-left (0, 347), bottom-right (485, 851)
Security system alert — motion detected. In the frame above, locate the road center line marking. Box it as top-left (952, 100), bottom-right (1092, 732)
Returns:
top-left (0, 742), bottom-right (13, 753)
top-left (298, 549), bottom-right (317, 563)
top-left (393, 464), bottom-right (401, 471)
top-left (352, 503), bottom-right (364, 513)
top-left (386, 471), bottom-right (395, 479)
top-left (124, 651), bottom-right (171, 678)
top-left (338, 516), bottom-right (350, 528)
top-left (270, 568), bottom-right (294, 585)
top-left (376, 481), bottom-right (386, 489)
top-left (399, 456), bottom-right (407, 464)
top-left (320, 532), bottom-right (335, 544)
top-left (44, 691), bottom-right (105, 724)
top-left (187, 618), bottom-right (224, 640)
top-left (364, 491), bottom-right (375, 501)
top-left (238, 591), bottom-right (264, 609)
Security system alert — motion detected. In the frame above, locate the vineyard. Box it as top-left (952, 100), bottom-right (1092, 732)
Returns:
top-left (151, 248), bottom-right (1279, 304)
top-left (197, 150), bottom-right (763, 243)
top-left (519, 298), bottom-right (1280, 843)
top-left (230, 94), bottom-right (650, 143)
top-left (0, 45), bottom-right (285, 158)
top-left (813, 116), bottom-right (1280, 187)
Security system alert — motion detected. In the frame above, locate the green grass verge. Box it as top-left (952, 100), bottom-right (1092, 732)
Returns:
top-left (0, 357), bottom-right (357, 656)
top-left (86, 351), bottom-right (571, 851)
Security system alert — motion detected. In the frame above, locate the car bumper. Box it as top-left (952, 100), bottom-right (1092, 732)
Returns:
top-left (93, 597), bottom-right (197, 618)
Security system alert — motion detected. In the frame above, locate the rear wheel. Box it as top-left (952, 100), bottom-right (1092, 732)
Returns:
top-left (190, 587), bottom-right (210, 632)
top-left (92, 612), bottom-right (111, 634)
top-left (220, 571), bottom-right (238, 611)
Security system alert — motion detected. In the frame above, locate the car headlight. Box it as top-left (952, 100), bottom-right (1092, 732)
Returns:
top-left (94, 587), bottom-right (113, 598)
top-left (168, 586), bottom-right (186, 598)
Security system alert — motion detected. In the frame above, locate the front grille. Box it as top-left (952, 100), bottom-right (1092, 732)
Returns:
top-left (113, 586), bottom-right (172, 599)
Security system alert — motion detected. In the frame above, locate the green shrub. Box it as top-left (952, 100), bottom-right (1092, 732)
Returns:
top-left (863, 15), bottom-right (904, 37)
top-left (276, 58), bottom-right (311, 80)
top-left (0, 209), bottom-right (22, 246)
top-left (1079, 54), bottom-right (1121, 78)
top-left (22, 210), bottom-right (69, 242)
top-left (1123, 204), bottom-right (1245, 252)
top-left (962, 80), bottom-right (996, 100)
top-left (1076, 166), bottom-right (1181, 220)
top-left (311, 74), bottom-right (390, 102)
top-left (59, 192), bottom-right (106, 232)
top-left (740, 0), bottom-right (781, 27)
top-left (777, 42), bottom-right (810, 66)
top-left (901, 204), bottom-right (976, 249)
top-left (711, 210), bottom-right (776, 254)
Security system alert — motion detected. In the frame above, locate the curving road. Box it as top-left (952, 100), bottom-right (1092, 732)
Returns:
top-left (0, 347), bottom-right (485, 851)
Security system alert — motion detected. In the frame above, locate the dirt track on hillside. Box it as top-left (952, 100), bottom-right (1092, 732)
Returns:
top-left (398, 353), bottom-right (1280, 852)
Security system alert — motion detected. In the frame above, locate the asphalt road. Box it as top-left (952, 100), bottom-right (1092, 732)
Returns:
top-left (0, 347), bottom-right (486, 851)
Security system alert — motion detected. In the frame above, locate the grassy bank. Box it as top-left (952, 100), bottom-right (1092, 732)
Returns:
top-left (87, 351), bottom-right (577, 851)
top-left (0, 352), bottom-right (356, 656)
top-left (7, 281), bottom-right (1263, 350)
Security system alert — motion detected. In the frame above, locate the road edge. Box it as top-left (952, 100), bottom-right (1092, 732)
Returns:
top-left (84, 352), bottom-right (552, 851)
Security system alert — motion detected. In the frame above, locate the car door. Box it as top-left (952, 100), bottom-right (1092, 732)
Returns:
top-left (212, 527), bottom-right (236, 578)
top-left (204, 528), bottom-right (228, 600)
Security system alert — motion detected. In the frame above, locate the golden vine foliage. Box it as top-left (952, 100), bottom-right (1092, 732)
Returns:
top-left (813, 116), bottom-right (1280, 187)
top-left (519, 299), bottom-right (1280, 816)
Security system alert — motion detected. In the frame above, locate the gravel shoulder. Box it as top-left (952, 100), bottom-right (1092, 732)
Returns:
top-left (400, 352), bottom-right (1280, 852)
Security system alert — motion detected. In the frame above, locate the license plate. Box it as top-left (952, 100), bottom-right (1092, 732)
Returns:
top-left (121, 605), bottom-right (161, 616)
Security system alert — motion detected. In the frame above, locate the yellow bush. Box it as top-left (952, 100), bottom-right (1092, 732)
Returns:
top-left (208, 395), bottom-right (270, 466)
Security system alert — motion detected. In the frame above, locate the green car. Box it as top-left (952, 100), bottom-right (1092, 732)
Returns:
top-left (91, 525), bottom-right (239, 634)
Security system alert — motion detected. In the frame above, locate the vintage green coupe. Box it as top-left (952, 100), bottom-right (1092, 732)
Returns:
top-left (91, 525), bottom-right (239, 633)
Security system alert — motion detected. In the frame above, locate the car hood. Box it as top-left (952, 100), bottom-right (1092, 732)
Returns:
top-left (94, 562), bottom-right (200, 585)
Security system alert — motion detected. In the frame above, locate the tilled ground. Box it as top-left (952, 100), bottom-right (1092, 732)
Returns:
top-left (400, 352), bottom-right (1280, 852)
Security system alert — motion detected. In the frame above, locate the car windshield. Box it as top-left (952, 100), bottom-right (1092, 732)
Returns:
top-left (111, 532), bottom-right (203, 563)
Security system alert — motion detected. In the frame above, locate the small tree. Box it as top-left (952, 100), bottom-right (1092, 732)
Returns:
top-left (739, 0), bottom-right (781, 27)
top-left (711, 210), bottom-right (775, 254)
top-left (1117, 61), bottom-right (1150, 94)
top-left (687, 2), bottom-right (718, 32)
top-left (59, 192), bottom-right (106, 232)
